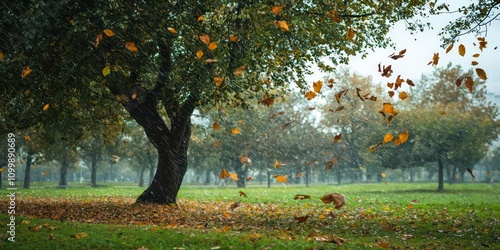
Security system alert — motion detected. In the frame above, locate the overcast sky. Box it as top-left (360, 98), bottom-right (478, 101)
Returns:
top-left (307, 1), bottom-right (500, 95)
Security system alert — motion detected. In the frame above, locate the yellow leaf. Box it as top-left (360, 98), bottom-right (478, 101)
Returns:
top-left (208, 42), bottom-right (217, 51)
top-left (346, 27), bottom-right (355, 40)
top-left (196, 50), bottom-right (204, 59)
top-left (381, 103), bottom-right (398, 115)
top-left (430, 53), bottom-right (439, 66)
top-left (359, 166), bottom-right (366, 171)
top-left (381, 173), bottom-right (387, 178)
top-left (274, 160), bottom-right (286, 169)
top-left (125, 42), bottom-right (138, 52)
top-left (24, 135), bottom-right (31, 141)
top-left (219, 169), bottom-right (230, 179)
top-left (199, 34), bottom-right (210, 45)
top-left (458, 44), bottom-right (466, 57)
top-left (22, 66), bottom-right (32, 79)
top-left (167, 27), bottom-right (177, 34)
top-left (43, 103), bottom-right (50, 111)
top-left (230, 127), bottom-right (240, 135)
top-left (274, 21), bottom-right (289, 31)
top-left (103, 29), bottom-right (115, 37)
top-left (229, 35), bottom-right (239, 42)
top-left (229, 172), bottom-right (239, 181)
top-left (304, 91), bottom-right (317, 100)
top-left (313, 80), bottom-right (323, 93)
top-left (197, 16), bottom-right (204, 22)
top-left (399, 91), bottom-right (408, 100)
top-left (445, 43), bottom-right (454, 54)
top-left (395, 130), bottom-right (409, 146)
top-left (271, 5), bottom-right (284, 15)
top-left (475, 68), bottom-right (487, 80)
top-left (102, 66), bottom-right (111, 76)
top-left (383, 133), bottom-right (394, 143)
top-left (214, 77), bottom-right (224, 87)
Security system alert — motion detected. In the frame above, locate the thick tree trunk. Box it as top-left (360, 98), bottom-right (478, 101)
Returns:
top-left (438, 155), bottom-right (444, 192)
top-left (23, 152), bottom-right (33, 189)
top-left (59, 154), bottom-right (69, 187)
top-left (90, 151), bottom-right (99, 187)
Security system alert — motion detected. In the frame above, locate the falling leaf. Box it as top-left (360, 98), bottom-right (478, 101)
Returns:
top-left (196, 50), bottom-right (204, 59)
top-left (429, 53), bottom-right (439, 66)
top-left (359, 166), bottom-right (365, 171)
top-left (304, 91), bottom-right (317, 100)
top-left (197, 16), bottom-right (204, 22)
top-left (125, 42), bottom-right (138, 52)
top-left (167, 27), bottom-right (177, 34)
top-left (394, 131), bottom-right (409, 145)
top-left (333, 134), bottom-right (342, 143)
top-left (325, 150), bottom-right (344, 170)
top-left (467, 168), bottom-right (475, 179)
top-left (240, 156), bottom-right (252, 165)
top-left (388, 91), bottom-right (395, 98)
top-left (380, 103), bottom-right (398, 116)
top-left (43, 103), bottom-right (50, 111)
top-left (274, 21), bottom-right (289, 31)
top-left (199, 34), bottom-right (210, 45)
top-left (477, 37), bottom-right (487, 51)
top-left (213, 139), bottom-right (222, 147)
top-left (306, 160), bottom-right (317, 166)
top-left (212, 122), bottom-right (220, 131)
top-left (274, 160), bottom-right (286, 169)
top-left (258, 94), bottom-right (274, 107)
top-left (246, 176), bottom-right (254, 181)
top-left (458, 44), bottom-right (466, 56)
top-left (388, 49), bottom-right (406, 60)
top-left (406, 79), bottom-right (415, 86)
top-left (320, 193), bottom-right (345, 208)
top-left (239, 191), bottom-right (247, 197)
top-left (229, 35), bottom-right (239, 42)
top-left (103, 29), bottom-right (115, 37)
top-left (234, 65), bottom-right (245, 77)
top-left (219, 169), bottom-right (230, 179)
top-left (102, 66), bottom-right (111, 76)
top-left (208, 42), bottom-right (217, 51)
top-left (335, 89), bottom-right (348, 103)
top-left (294, 194), bottom-right (311, 200)
top-left (475, 68), bottom-right (487, 80)
top-left (270, 111), bottom-right (285, 118)
top-left (346, 27), bottom-right (355, 40)
top-left (335, 106), bottom-right (344, 112)
top-left (381, 65), bottom-right (392, 77)
top-left (313, 80), bottom-right (323, 93)
top-left (131, 93), bottom-right (137, 100)
top-left (381, 173), bottom-right (387, 178)
top-left (295, 172), bottom-right (302, 178)
top-left (471, 61), bottom-right (479, 66)
top-left (465, 77), bottom-right (474, 93)
top-left (214, 77), bottom-right (224, 87)
top-left (0, 51), bottom-right (3, 60)
top-left (204, 59), bottom-right (218, 63)
top-left (22, 66), bottom-right (32, 78)
top-left (271, 5), bottom-right (284, 15)
top-left (445, 43), bottom-right (454, 53)
top-left (230, 127), bottom-right (240, 135)
top-left (294, 215), bottom-right (310, 223)
top-left (274, 175), bottom-right (288, 183)
top-left (399, 91), bottom-right (408, 100)
top-left (307, 107), bottom-right (315, 111)
top-left (41, 171), bottom-right (48, 176)
top-left (383, 134), bottom-right (394, 143)
top-left (24, 135), bottom-right (31, 141)
top-left (280, 120), bottom-right (294, 129)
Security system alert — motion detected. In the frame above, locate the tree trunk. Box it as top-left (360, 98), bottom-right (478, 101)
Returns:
top-left (305, 166), bottom-right (310, 187)
top-left (336, 166), bottom-right (342, 185)
top-left (90, 150), bottom-right (99, 187)
top-left (147, 150), bottom-right (155, 186)
top-left (438, 154), bottom-right (444, 192)
top-left (23, 152), bottom-right (33, 189)
top-left (409, 168), bottom-right (415, 182)
top-left (59, 154), bottom-right (69, 187)
top-left (138, 164), bottom-right (146, 187)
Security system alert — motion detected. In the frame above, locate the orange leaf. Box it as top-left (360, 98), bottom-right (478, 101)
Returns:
top-left (329, 10), bottom-right (342, 23)
top-left (214, 77), bottom-right (224, 87)
top-left (294, 194), bottom-right (310, 200)
top-left (381, 172), bottom-right (387, 178)
top-left (475, 68), bottom-right (487, 80)
top-left (0, 51), bottom-right (4, 60)
top-left (103, 29), bottom-right (115, 37)
top-left (196, 50), bottom-right (204, 59)
top-left (399, 91), bottom-right (408, 100)
top-left (258, 94), bottom-right (274, 107)
top-left (197, 16), bottom-right (204, 22)
top-left (295, 172), bottom-right (302, 178)
top-left (43, 103), bottom-right (50, 111)
top-left (208, 42), bottom-right (217, 51)
top-left (359, 166), bottom-right (366, 171)
top-left (458, 44), bottom-right (466, 57)
top-left (199, 34), bottom-right (210, 45)
top-left (229, 172), bottom-right (239, 181)
top-left (320, 192), bottom-right (345, 208)
top-left (274, 20), bottom-right (289, 31)
top-left (465, 77), bottom-right (474, 93)
top-left (445, 43), bottom-right (454, 54)
top-left (472, 53), bottom-right (480, 58)
top-left (229, 35), bottom-right (239, 42)
top-left (471, 61), bottom-right (478, 66)
top-left (271, 5), bottom-right (284, 15)
top-left (240, 156), bottom-right (252, 165)
top-left (167, 27), bottom-right (177, 34)
top-left (333, 134), bottom-right (342, 143)
top-left (234, 65), bottom-right (245, 77)
top-left (213, 139), bottom-right (222, 147)
top-left (383, 133), bottom-right (394, 143)
top-left (394, 130), bottom-right (409, 146)
top-left (212, 122), bottom-right (220, 131)
top-left (381, 103), bottom-right (398, 116)
top-left (24, 135), bottom-right (31, 141)
top-left (274, 175), bottom-right (288, 183)
top-left (125, 42), bottom-right (138, 52)
top-left (274, 160), bottom-right (286, 169)
top-left (230, 127), bottom-right (240, 135)
top-left (22, 66), bottom-right (32, 78)
top-left (219, 169), bottom-right (230, 179)
top-left (430, 53), bottom-right (439, 66)
top-left (304, 91), bottom-right (317, 100)
top-left (313, 80), bottom-right (323, 93)
top-left (346, 27), bottom-right (355, 40)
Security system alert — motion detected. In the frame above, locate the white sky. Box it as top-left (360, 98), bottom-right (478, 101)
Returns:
top-left (307, 1), bottom-right (500, 95)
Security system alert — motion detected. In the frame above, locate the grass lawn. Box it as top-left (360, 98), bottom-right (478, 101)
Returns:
top-left (0, 182), bottom-right (498, 249)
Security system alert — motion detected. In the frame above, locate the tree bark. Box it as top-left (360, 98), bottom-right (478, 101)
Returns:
top-left (438, 154), bottom-right (444, 192)
top-left (59, 153), bottom-right (69, 187)
top-left (90, 150), bottom-right (100, 187)
top-left (23, 152), bottom-right (33, 189)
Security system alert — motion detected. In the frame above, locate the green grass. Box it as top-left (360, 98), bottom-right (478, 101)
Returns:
top-left (0, 182), bottom-right (499, 249)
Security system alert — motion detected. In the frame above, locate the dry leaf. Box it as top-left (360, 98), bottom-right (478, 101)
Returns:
top-left (125, 42), bottom-right (138, 52)
top-left (208, 42), bottom-right (217, 51)
top-left (196, 50), bottom-right (204, 59)
top-left (22, 66), bottom-right (32, 78)
top-left (294, 194), bottom-right (311, 200)
top-left (383, 134), bottom-right (394, 143)
top-left (305, 91), bottom-right (317, 100)
top-left (274, 21), bottom-right (289, 31)
top-left (230, 127), bottom-right (240, 135)
top-left (239, 191), bottom-right (247, 197)
top-left (213, 139), bottom-right (222, 147)
top-left (219, 169), bottom-right (230, 179)
top-left (333, 134), bottom-right (342, 143)
top-left (234, 65), bottom-right (245, 77)
top-left (475, 68), bottom-right (487, 80)
top-left (329, 10), bottom-right (341, 23)
top-left (167, 27), bottom-right (177, 34)
top-left (467, 168), bottom-right (475, 179)
top-left (320, 192), bottom-right (345, 208)
top-left (394, 131), bottom-right (409, 146)
top-left (197, 16), bottom-right (204, 22)
top-left (274, 175), bottom-right (288, 183)
top-left (199, 34), bottom-right (210, 45)
top-left (212, 122), bottom-right (220, 131)
top-left (445, 43), bottom-right (454, 53)
top-left (313, 80), bottom-right (323, 93)
top-left (399, 91), bottom-right (408, 100)
top-left (43, 103), bottom-right (50, 111)
top-left (229, 35), bottom-right (239, 42)
top-left (214, 77), bottom-right (224, 87)
top-left (271, 5), bottom-right (284, 15)
top-left (103, 29), bottom-right (115, 37)
top-left (346, 27), bottom-right (355, 40)
top-left (458, 44), bottom-right (466, 57)
top-left (294, 215), bottom-right (310, 223)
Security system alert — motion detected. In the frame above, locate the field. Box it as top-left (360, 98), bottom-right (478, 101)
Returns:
top-left (0, 182), bottom-right (499, 249)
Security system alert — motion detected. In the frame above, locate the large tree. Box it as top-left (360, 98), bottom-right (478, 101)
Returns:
top-left (1, 1), bottom-right (497, 204)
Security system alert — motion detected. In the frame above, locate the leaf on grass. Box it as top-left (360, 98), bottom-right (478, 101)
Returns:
top-left (320, 192), bottom-right (345, 208)
top-left (167, 27), bottom-right (177, 34)
top-left (22, 66), bottom-right (32, 78)
top-left (234, 65), bottom-right (245, 77)
top-left (199, 34), bottom-right (210, 45)
top-left (230, 202), bottom-right (240, 210)
top-left (196, 50), bottom-right (204, 59)
top-left (197, 16), bottom-right (204, 22)
top-left (208, 42), bottom-right (217, 51)
top-left (294, 215), bottom-right (310, 223)
top-left (274, 21), bottom-right (289, 31)
top-left (214, 77), bottom-right (224, 87)
top-left (271, 5), bottom-right (284, 15)
top-left (43, 103), bottom-right (50, 111)
top-left (294, 194), bottom-right (311, 200)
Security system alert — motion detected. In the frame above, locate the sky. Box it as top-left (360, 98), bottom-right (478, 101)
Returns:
top-left (306, 1), bottom-right (500, 95)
